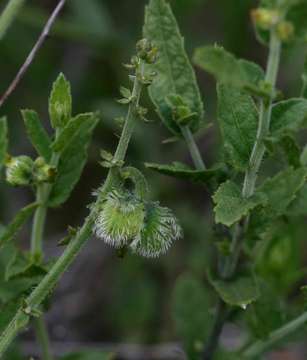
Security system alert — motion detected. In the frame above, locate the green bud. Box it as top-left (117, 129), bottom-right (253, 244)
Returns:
top-left (136, 38), bottom-right (158, 64)
top-left (130, 202), bottom-right (182, 258)
top-left (276, 21), bottom-right (294, 42)
top-left (94, 190), bottom-right (145, 248)
top-left (5, 155), bottom-right (33, 186)
top-left (251, 8), bottom-right (280, 30)
top-left (33, 157), bottom-right (57, 184)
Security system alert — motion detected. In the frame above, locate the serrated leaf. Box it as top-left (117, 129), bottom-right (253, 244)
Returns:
top-left (60, 351), bottom-right (114, 360)
top-left (0, 117), bottom-right (8, 169)
top-left (265, 135), bottom-right (301, 168)
top-left (209, 273), bottom-right (260, 308)
top-left (193, 46), bottom-right (264, 92)
top-left (270, 98), bottom-right (307, 138)
top-left (145, 162), bottom-right (226, 188)
top-left (213, 181), bottom-right (266, 227)
top-left (217, 84), bottom-right (258, 171)
top-left (0, 203), bottom-right (38, 249)
top-left (287, 184), bottom-right (307, 216)
top-left (143, 0), bottom-right (205, 136)
top-left (49, 73), bottom-right (72, 129)
top-left (172, 273), bottom-right (212, 359)
top-left (258, 167), bottom-right (307, 216)
top-left (52, 113), bottom-right (96, 153)
top-left (49, 115), bottom-right (99, 207)
top-left (22, 109), bottom-right (52, 162)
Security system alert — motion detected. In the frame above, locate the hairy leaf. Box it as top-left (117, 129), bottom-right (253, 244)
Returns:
top-left (210, 273), bottom-right (260, 308)
top-left (270, 98), bottom-right (307, 138)
top-left (22, 109), bottom-right (52, 162)
top-left (49, 115), bottom-right (99, 207)
top-left (0, 117), bottom-right (8, 169)
top-left (213, 181), bottom-right (266, 227)
top-left (52, 113), bottom-right (96, 153)
top-left (49, 73), bottom-right (72, 129)
top-left (258, 167), bottom-right (307, 216)
top-left (265, 135), bottom-right (301, 168)
top-left (193, 46), bottom-right (264, 92)
top-left (144, 0), bottom-right (205, 136)
top-left (217, 84), bottom-right (258, 171)
top-left (0, 203), bottom-right (38, 249)
top-left (172, 273), bottom-right (212, 359)
top-left (287, 184), bottom-right (307, 216)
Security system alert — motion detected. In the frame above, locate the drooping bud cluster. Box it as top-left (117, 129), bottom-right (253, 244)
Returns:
top-left (5, 155), bottom-right (57, 187)
top-left (94, 189), bottom-right (182, 258)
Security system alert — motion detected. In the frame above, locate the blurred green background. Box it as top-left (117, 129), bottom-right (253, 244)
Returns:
top-left (0, 0), bottom-right (306, 359)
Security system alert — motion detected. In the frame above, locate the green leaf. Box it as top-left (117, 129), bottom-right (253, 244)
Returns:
top-left (49, 115), bottom-right (99, 207)
top-left (172, 273), bottom-right (212, 359)
top-left (287, 184), bottom-right (307, 216)
top-left (52, 113), bottom-right (96, 153)
top-left (193, 46), bottom-right (264, 92)
top-left (0, 117), bottom-right (8, 169)
top-left (0, 203), bottom-right (38, 249)
top-left (143, 0), bottom-right (205, 136)
top-left (213, 181), bottom-right (266, 227)
top-left (217, 84), bottom-right (258, 171)
top-left (60, 351), bottom-right (114, 360)
top-left (300, 145), bottom-right (307, 166)
top-left (22, 109), bottom-right (52, 162)
top-left (209, 273), bottom-right (260, 309)
top-left (270, 98), bottom-right (307, 138)
top-left (265, 135), bottom-right (301, 168)
top-left (145, 162), bottom-right (226, 188)
top-left (49, 73), bottom-right (72, 129)
top-left (302, 54), bottom-right (307, 99)
top-left (258, 167), bottom-right (307, 217)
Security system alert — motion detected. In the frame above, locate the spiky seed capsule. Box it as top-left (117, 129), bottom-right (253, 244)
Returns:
top-left (5, 155), bottom-right (33, 186)
top-left (94, 190), bottom-right (145, 248)
top-left (130, 202), bottom-right (182, 258)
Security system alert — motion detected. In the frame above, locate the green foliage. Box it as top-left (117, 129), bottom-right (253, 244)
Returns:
top-left (143, 0), bottom-right (205, 136)
top-left (0, 117), bottom-right (8, 170)
top-left (22, 109), bottom-right (52, 162)
top-left (213, 181), bottom-right (265, 227)
top-left (172, 273), bottom-right (212, 359)
top-left (217, 84), bottom-right (258, 171)
top-left (60, 351), bottom-right (114, 360)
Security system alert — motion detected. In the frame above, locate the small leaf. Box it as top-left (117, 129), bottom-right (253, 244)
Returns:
top-left (22, 109), bottom-right (52, 162)
top-left (270, 98), bottom-right (307, 138)
top-left (213, 181), bottom-right (266, 227)
top-left (0, 203), bottom-right (38, 249)
top-left (119, 86), bottom-right (132, 99)
top-left (172, 273), bottom-right (212, 359)
top-left (193, 45), bottom-right (264, 92)
top-left (144, 0), bottom-right (205, 136)
top-left (49, 73), bottom-right (72, 129)
top-left (0, 117), bottom-right (8, 169)
top-left (49, 115), bottom-right (99, 207)
top-left (52, 113), bottom-right (96, 153)
top-left (287, 184), bottom-right (307, 216)
top-left (258, 167), bottom-right (307, 217)
top-left (209, 273), bottom-right (260, 308)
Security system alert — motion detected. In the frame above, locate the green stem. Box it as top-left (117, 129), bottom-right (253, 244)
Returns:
top-left (0, 61), bottom-right (145, 358)
top-left (33, 317), bottom-right (53, 360)
top-left (181, 125), bottom-right (206, 170)
top-left (202, 30), bottom-right (282, 360)
top-left (242, 311), bottom-right (307, 358)
top-left (0, 0), bottom-right (25, 40)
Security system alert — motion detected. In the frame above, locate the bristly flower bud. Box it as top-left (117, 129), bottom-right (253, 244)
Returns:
top-left (94, 190), bottom-right (145, 248)
top-left (130, 202), bottom-right (182, 258)
top-left (33, 157), bottom-right (57, 184)
top-left (276, 21), bottom-right (294, 42)
top-left (136, 38), bottom-right (158, 64)
top-left (251, 8), bottom-right (280, 30)
top-left (5, 155), bottom-right (33, 186)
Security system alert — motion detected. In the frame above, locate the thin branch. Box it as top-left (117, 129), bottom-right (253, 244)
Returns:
top-left (0, 0), bottom-right (67, 109)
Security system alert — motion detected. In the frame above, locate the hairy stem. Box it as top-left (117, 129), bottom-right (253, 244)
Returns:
top-left (33, 317), bottom-right (53, 360)
top-left (202, 29), bottom-right (282, 360)
top-left (242, 311), bottom-right (307, 358)
top-left (0, 63), bottom-right (145, 357)
top-left (0, 0), bottom-right (25, 40)
top-left (181, 125), bottom-right (206, 170)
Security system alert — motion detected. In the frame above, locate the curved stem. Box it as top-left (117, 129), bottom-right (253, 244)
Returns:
top-left (34, 317), bottom-right (53, 360)
top-left (181, 125), bottom-right (206, 170)
top-left (0, 0), bottom-right (25, 40)
top-left (242, 311), bottom-right (307, 358)
top-left (0, 61), bottom-right (146, 358)
top-left (202, 30), bottom-right (282, 360)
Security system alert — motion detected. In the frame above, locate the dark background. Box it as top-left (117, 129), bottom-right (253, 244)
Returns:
top-left (0, 0), bottom-right (306, 359)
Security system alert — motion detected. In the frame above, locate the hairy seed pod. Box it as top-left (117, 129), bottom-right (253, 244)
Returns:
top-left (130, 202), bottom-right (182, 258)
top-left (94, 190), bottom-right (145, 248)
top-left (5, 155), bottom-right (33, 186)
